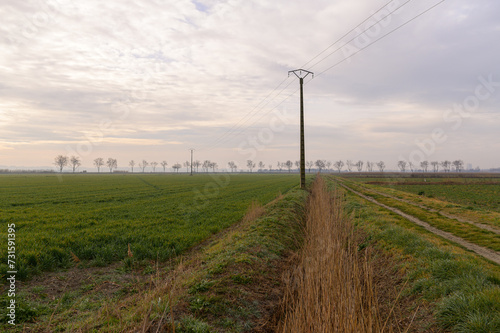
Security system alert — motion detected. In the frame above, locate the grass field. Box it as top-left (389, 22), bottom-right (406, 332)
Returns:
top-left (336, 176), bottom-right (500, 251)
top-left (386, 183), bottom-right (500, 213)
top-left (328, 175), bottom-right (500, 332)
top-left (2, 172), bottom-right (500, 331)
top-left (0, 173), bottom-right (300, 280)
top-left (344, 173), bottom-right (500, 213)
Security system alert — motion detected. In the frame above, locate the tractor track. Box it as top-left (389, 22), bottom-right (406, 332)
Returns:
top-left (351, 183), bottom-right (500, 235)
top-left (338, 182), bottom-right (500, 266)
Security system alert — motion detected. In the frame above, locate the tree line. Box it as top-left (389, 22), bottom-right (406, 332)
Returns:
top-left (53, 155), bottom-right (220, 173)
top-left (53, 155), bottom-right (466, 173)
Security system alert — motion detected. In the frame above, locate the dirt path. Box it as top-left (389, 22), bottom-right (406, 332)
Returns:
top-left (352, 183), bottom-right (500, 235)
top-left (339, 183), bottom-right (500, 266)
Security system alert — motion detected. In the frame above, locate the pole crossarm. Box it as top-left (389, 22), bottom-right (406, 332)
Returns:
top-left (288, 69), bottom-right (314, 79)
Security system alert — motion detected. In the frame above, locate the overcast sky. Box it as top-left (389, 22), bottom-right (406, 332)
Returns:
top-left (1, 0), bottom-right (499, 171)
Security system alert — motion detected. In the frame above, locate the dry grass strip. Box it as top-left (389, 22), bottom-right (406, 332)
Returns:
top-left (278, 176), bottom-right (386, 332)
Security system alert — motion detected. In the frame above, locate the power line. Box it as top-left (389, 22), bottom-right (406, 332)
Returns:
top-left (231, 0), bottom-right (446, 137)
top-left (196, 2), bottom-right (406, 153)
top-left (203, 84), bottom-right (301, 152)
top-left (315, 0), bottom-right (446, 78)
top-left (196, 75), bottom-right (293, 152)
top-left (307, 0), bottom-right (414, 71)
top-left (196, 0), bottom-right (446, 153)
top-left (301, 0), bottom-right (405, 69)
top-left (201, 2), bottom-right (409, 152)
top-left (199, 77), bottom-right (296, 152)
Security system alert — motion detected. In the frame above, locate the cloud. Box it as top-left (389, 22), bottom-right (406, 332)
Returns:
top-left (0, 0), bottom-right (499, 168)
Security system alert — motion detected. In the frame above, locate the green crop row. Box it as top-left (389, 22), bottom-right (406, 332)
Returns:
top-left (0, 174), bottom-right (300, 281)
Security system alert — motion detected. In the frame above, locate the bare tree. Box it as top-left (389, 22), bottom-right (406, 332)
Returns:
top-left (193, 160), bottom-right (201, 172)
top-left (70, 156), bottom-right (81, 173)
top-left (172, 163), bottom-right (181, 173)
top-left (53, 155), bottom-right (68, 172)
top-left (161, 161), bottom-right (168, 172)
top-left (452, 160), bottom-right (464, 172)
top-left (334, 160), bottom-right (344, 173)
top-left (285, 160), bottom-right (293, 173)
top-left (420, 161), bottom-right (429, 172)
top-left (258, 161), bottom-right (265, 171)
top-left (356, 160), bottom-right (364, 172)
top-left (247, 160), bottom-right (255, 172)
top-left (151, 161), bottom-right (158, 172)
top-left (94, 157), bottom-right (104, 173)
top-left (431, 161), bottom-right (439, 172)
top-left (129, 160), bottom-right (135, 172)
top-left (397, 160), bottom-right (407, 172)
top-left (202, 160), bottom-right (211, 173)
top-left (376, 161), bottom-right (385, 172)
top-left (315, 160), bottom-right (326, 173)
top-left (366, 161), bottom-right (374, 172)
top-left (106, 158), bottom-right (117, 173)
top-left (139, 160), bottom-right (149, 172)
top-left (306, 161), bottom-right (314, 173)
top-left (183, 161), bottom-right (190, 173)
top-left (326, 161), bottom-right (332, 172)
top-left (408, 162), bottom-right (414, 172)
top-left (210, 162), bottom-right (218, 172)
top-left (295, 160), bottom-right (300, 171)
top-left (228, 161), bottom-right (237, 172)
top-left (440, 160), bottom-right (451, 172)
top-left (346, 160), bottom-right (353, 172)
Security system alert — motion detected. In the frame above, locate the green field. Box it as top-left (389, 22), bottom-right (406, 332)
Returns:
top-left (0, 173), bottom-right (300, 279)
top-left (2, 172), bottom-right (500, 332)
top-left (328, 175), bottom-right (500, 333)
top-left (343, 174), bottom-right (500, 213)
top-left (386, 183), bottom-right (500, 212)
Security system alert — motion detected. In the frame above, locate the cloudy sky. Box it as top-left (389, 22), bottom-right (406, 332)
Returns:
top-left (1, 0), bottom-right (499, 171)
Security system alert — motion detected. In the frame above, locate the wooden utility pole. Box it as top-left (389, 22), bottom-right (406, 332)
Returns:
top-left (288, 69), bottom-right (313, 189)
top-left (189, 148), bottom-right (194, 176)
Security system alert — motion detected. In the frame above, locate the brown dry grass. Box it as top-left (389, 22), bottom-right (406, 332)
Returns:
top-left (277, 176), bottom-right (387, 333)
top-left (242, 200), bottom-right (267, 223)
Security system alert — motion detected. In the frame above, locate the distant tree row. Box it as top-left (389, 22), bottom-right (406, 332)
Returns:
top-left (53, 155), bottom-right (220, 173)
top-left (237, 159), bottom-right (387, 173)
top-left (128, 159), bottom-right (170, 172)
top-left (313, 160), bottom-right (386, 173)
top-left (243, 159), bottom-right (465, 173)
top-left (54, 155), bottom-right (84, 173)
top-left (397, 160), bottom-right (464, 173)
top-left (53, 155), bottom-right (466, 173)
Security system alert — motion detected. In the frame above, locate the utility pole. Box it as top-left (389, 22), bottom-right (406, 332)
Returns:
top-left (189, 148), bottom-right (194, 176)
top-left (288, 69), bottom-right (313, 189)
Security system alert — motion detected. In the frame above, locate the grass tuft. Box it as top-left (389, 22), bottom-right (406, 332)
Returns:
top-left (437, 288), bottom-right (500, 332)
